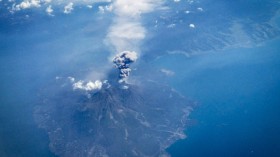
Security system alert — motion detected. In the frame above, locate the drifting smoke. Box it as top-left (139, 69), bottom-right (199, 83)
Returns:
top-left (113, 51), bottom-right (138, 82)
top-left (106, 0), bottom-right (162, 54)
top-left (106, 0), bottom-right (161, 86)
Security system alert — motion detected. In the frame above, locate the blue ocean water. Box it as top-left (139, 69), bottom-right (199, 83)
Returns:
top-left (165, 38), bottom-right (280, 157)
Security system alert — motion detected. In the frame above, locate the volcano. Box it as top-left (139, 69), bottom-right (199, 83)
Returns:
top-left (34, 76), bottom-right (193, 157)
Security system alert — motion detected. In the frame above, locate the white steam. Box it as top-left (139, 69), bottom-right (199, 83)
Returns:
top-left (72, 80), bottom-right (103, 91)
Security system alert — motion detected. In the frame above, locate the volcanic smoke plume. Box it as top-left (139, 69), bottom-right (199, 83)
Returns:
top-left (113, 51), bottom-right (138, 82)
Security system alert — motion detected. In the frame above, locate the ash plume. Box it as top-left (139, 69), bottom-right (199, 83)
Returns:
top-left (113, 51), bottom-right (138, 83)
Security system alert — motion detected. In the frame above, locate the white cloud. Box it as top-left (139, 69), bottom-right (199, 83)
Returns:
top-left (160, 69), bottom-right (175, 76)
top-left (64, 2), bottom-right (74, 14)
top-left (121, 85), bottom-right (129, 89)
top-left (46, 5), bottom-right (53, 16)
top-left (14, 0), bottom-right (41, 10)
top-left (187, 0), bottom-right (194, 4)
top-left (55, 76), bottom-right (62, 80)
top-left (174, 0), bottom-right (180, 2)
top-left (167, 50), bottom-right (191, 58)
top-left (68, 76), bottom-right (75, 82)
top-left (98, 5), bottom-right (113, 13)
top-left (10, 0), bottom-right (112, 12)
top-left (197, 7), bottom-right (203, 12)
top-left (43, 0), bottom-right (52, 3)
top-left (87, 5), bottom-right (92, 9)
top-left (113, 0), bottom-right (160, 17)
top-left (189, 23), bottom-right (195, 28)
top-left (98, 6), bottom-right (105, 13)
top-left (55, 76), bottom-right (107, 93)
top-left (73, 80), bottom-right (103, 91)
top-left (167, 23), bottom-right (176, 28)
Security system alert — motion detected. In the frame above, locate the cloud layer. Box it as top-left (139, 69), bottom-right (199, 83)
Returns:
top-left (10, 0), bottom-right (112, 14)
top-left (63, 2), bottom-right (74, 14)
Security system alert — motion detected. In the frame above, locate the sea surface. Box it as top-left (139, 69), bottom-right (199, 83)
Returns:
top-left (166, 38), bottom-right (280, 157)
